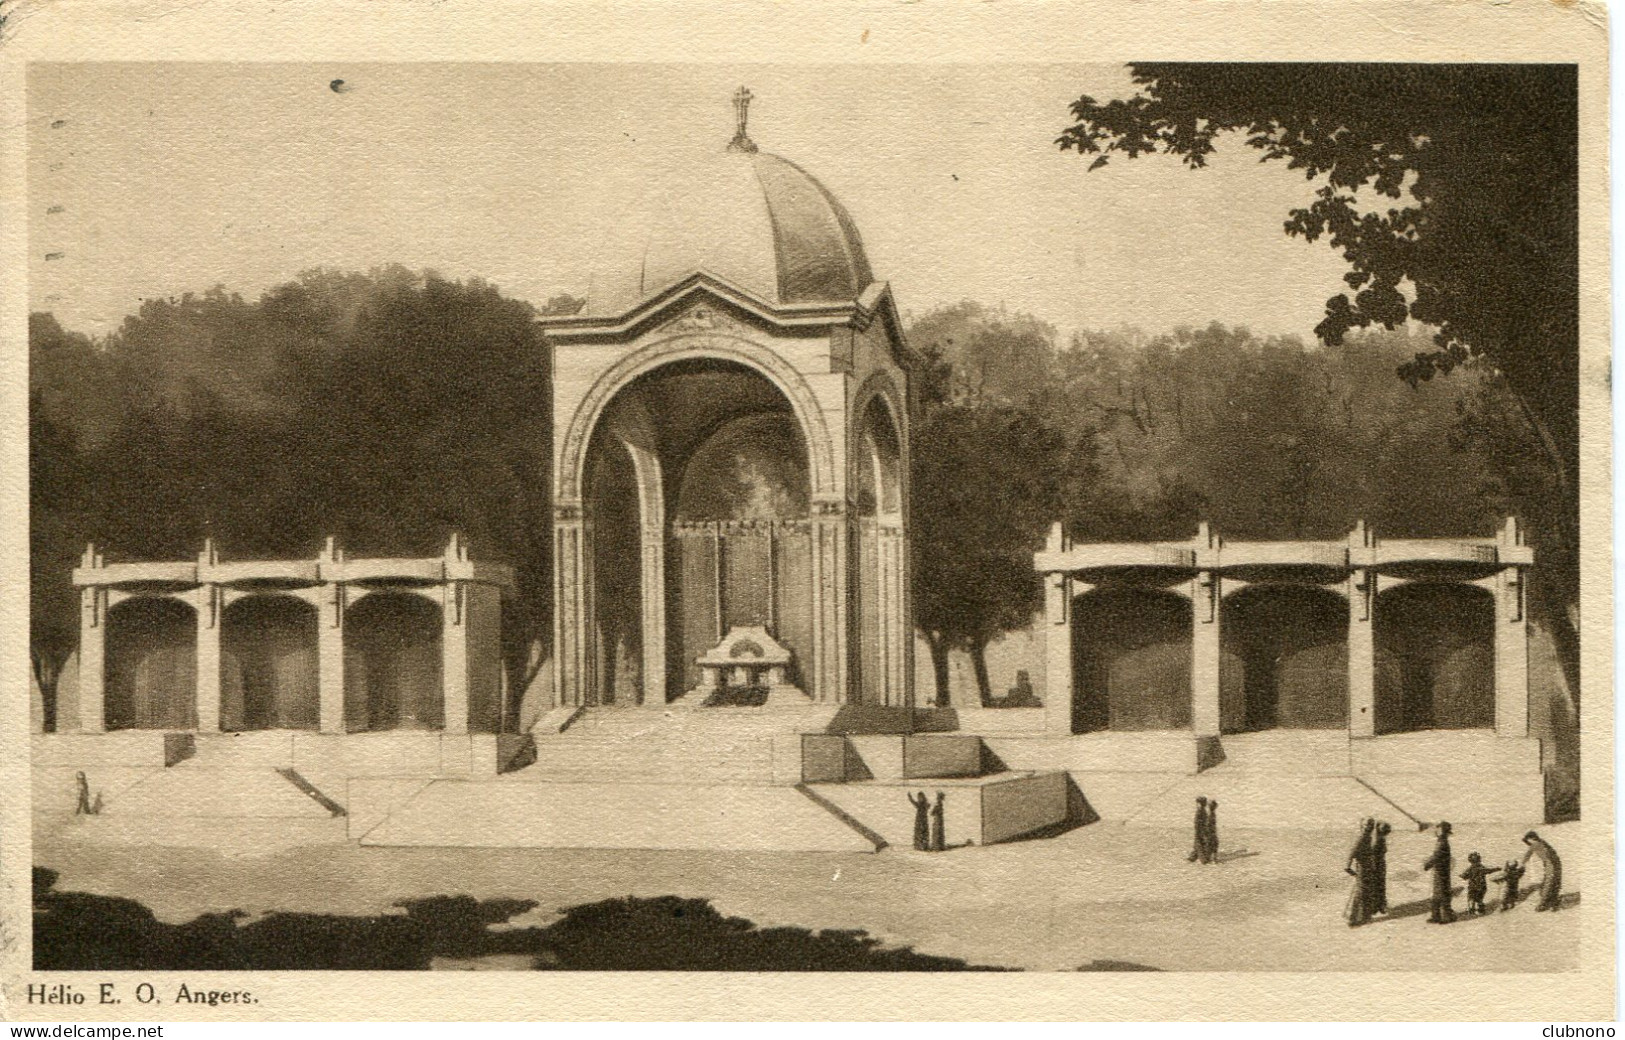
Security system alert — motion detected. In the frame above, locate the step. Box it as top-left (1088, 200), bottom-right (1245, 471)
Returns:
top-left (358, 780), bottom-right (879, 851)
top-left (1124, 774), bottom-right (1407, 830)
top-left (44, 814), bottom-right (349, 848)
top-left (1210, 731), bottom-right (1352, 775)
top-left (806, 771), bottom-right (1069, 847)
top-left (98, 765), bottom-right (333, 819)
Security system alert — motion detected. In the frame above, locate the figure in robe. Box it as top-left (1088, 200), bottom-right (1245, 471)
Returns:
top-left (74, 771), bottom-right (92, 815)
top-left (1344, 818), bottom-right (1375, 926)
top-left (1205, 800), bottom-right (1221, 863)
top-left (1188, 796), bottom-right (1210, 864)
top-left (1422, 821), bottom-right (1457, 924)
top-left (929, 792), bottom-right (946, 852)
top-left (1460, 852), bottom-right (1496, 914)
top-left (1368, 821), bottom-right (1391, 916)
top-left (1521, 831), bottom-right (1563, 911)
top-left (907, 791), bottom-right (930, 851)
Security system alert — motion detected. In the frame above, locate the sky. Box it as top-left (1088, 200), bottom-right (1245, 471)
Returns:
top-left (27, 63), bottom-right (1351, 343)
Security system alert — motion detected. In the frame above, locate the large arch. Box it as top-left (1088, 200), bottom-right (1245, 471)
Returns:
top-left (104, 597), bottom-right (197, 730)
top-left (1220, 584), bottom-right (1348, 731)
top-left (558, 333), bottom-right (838, 506)
top-left (576, 358), bottom-right (817, 704)
top-left (343, 592), bottom-right (443, 732)
top-left (1071, 588), bottom-right (1192, 733)
top-left (220, 595), bottom-right (319, 731)
top-left (1374, 582), bottom-right (1495, 733)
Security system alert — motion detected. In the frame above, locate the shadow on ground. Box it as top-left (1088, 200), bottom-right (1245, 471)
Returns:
top-left (32, 868), bottom-right (1003, 971)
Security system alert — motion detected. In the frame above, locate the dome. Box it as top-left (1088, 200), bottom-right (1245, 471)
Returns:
top-left (584, 147), bottom-right (875, 317)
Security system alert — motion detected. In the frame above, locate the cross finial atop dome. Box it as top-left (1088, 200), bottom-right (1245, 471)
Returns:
top-left (727, 85), bottom-right (758, 153)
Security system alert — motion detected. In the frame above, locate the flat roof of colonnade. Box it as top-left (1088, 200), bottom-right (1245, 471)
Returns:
top-left (72, 534), bottom-right (515, 592)
top-left (1033, 517), bottom-right (1533, 583)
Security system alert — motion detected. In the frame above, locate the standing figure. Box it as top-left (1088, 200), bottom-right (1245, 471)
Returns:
top-left (1520, 830), bottom-right (1563, 911)
top-left (929, 792), bottom-right (946, 852)
top-left (907, 791), bottom-right (930, 851)
top-left (1188, 796), bottom-right (1210, 864)
top-left (74, 771), bottom-right (92, 815)
top-left (1368, 821), bottom-right (1391, 916)
top-left (1422, 821), bottom-right (1457, 924)
top-left (1494, 859), bottom-right (1527, 911)
top-left (1344, 818), bottom-right (1376, 926)
top-left (1205, 800), bottom-right (1221, 863)
top-left (1460, 852), bottom-right (1496, 914)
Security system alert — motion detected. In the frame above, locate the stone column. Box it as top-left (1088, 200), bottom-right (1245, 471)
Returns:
top-left (77, 562), bottom-right (106, 733)
top-left (318, 582), bottom-right (346, 734)
top-left (1190, 523), bottom-right (1222, 737)
top-left (881, 523), bottom-right (909, 707)
top-left (195, 584), bottom-right (222, 732)
top-left (552, 504), bottom-right (591, 708)
top-left (1494, 567), bottom-right (1530, 738)
top-left (442, 580), bottom-right (469, 734)
top-left (316, 538), bottom-right (345, 733)
top-left (1348, 567), bottom-right (1376, 738)
top-left (1043, 570), bottom-right (1078, 736)
top-left (1347, 521), bottom-right (1376, 737)
top-left (809, 499), bottom-right (849, 702)
top-left (640, 521), bottom-right (667, 707)
top-left (1191, 571), bottom-right (1222, 736)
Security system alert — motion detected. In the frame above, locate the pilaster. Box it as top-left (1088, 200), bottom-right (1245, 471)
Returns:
top-left (1042, 524), bottom-right (1075, 735)
top-left (1348, 521), bottom-right (1377, 738)
top-left (1190, 524), bottom-right (1221, 737)
top-left (195, 584), bottom-right (222, 732)
top-left (640, 521), bottom-right (668, 707)
top-left (1493, 567), bottom-right (1530, 738)
top-left (553, 505), bottom-right (591, 708)
top-left (317, 538), bottom-right (346, 733)
top-left (77, 545), bottom-right (106, 733)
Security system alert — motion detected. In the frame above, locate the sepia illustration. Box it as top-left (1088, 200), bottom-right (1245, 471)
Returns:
top-left (12, 39), bottom-right (1602, 1005)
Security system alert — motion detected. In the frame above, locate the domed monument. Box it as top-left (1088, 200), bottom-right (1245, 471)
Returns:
top-left (540, 88), bottom-right (920, 710)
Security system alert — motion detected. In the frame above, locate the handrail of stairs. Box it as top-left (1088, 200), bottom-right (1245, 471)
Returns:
top-left (793, 783), bottom-right (887, 852)
top-left (275, 767), bottom-right (347, 817)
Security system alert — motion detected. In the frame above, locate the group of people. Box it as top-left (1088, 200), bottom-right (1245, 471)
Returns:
top-left (1348, 819), bottom-right (1564, 926)
top-left (1187, 796), bottom-right (1221, 864)
top-left (907, 791), bottom-right (947, 852)
top-left (1344, 817), bottom-right (1394, 924)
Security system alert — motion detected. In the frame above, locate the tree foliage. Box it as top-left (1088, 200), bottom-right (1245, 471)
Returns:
top-left (1058, 63), bottom-right (1580, 686)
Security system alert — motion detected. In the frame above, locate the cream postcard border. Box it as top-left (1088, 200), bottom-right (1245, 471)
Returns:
top-left (0, 0), bottom-right (1612, 1021)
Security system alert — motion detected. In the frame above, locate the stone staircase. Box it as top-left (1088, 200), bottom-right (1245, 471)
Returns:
top-left (511, 707), bottom-right (819, 785)
top-left (357, 778), bottom-right (882, 852)
top-left (52, 755), bottom-right (348, 848)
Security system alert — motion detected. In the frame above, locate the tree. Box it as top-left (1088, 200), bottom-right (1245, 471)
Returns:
top-left (907, 300), bottom-right (1057, 408)
top-left (911, 400), bottom-right (1069, 706)
top-left (1058, 64), bottom-right (1580, 688)
top-left (29, 270), bottom-right (556, 729)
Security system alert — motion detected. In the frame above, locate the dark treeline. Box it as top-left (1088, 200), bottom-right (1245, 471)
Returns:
top-left (906, 301), bottom-right (1554, 706)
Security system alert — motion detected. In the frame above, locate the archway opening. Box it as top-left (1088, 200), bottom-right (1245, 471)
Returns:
top-left (1071, 588), bottom-right (1192, 733)
top-left (586, 440), bottom-right (643, 706)
top-left (1220, 585), bottom-right (1348, 731)
top-left (584, 357), bottom-right (813, 703)
top-left (220, 595), bottom-right (319, 731)
top-left (105, 597), bottom-right (197, 730)
top-left (1375, 583), bottom-right (1494, 733)
top-left (343, 592), bottom-right (443, 731)
top-left (854, 394), bottom-right (903, 705)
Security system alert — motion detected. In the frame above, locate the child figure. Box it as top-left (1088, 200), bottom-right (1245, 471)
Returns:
top-left (1494, 859), bottom-right (1527, 911)
top-left (1460, 852), bottom-right (1496, 914)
